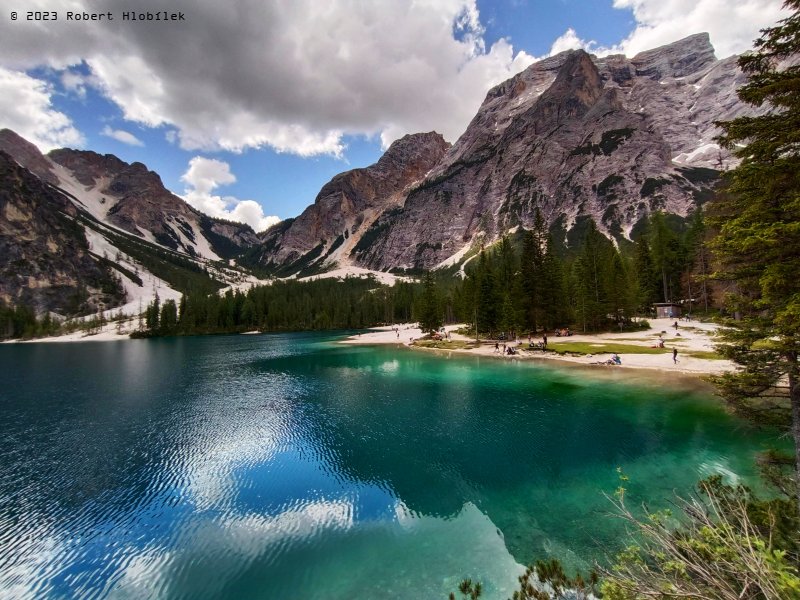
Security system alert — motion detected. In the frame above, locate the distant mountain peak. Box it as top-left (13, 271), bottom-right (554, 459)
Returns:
top-left (631, 32), bottom-right (717, 79)
top-left (0, 128), bottom-right (59, 185)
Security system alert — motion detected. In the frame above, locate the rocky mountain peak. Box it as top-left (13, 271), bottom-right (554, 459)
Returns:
top-left (253, 131), bottom-right (450, 274)
top-left (0, 128), bottom-right (58, 185)
top-left (529, 49), bottom-right (604, 124)
top-left (373, 132), bottom-right (449, 175)
top-left (631, 32), bottom-right (717, 79)
top-left (48, 149), bottom-right (129, 187)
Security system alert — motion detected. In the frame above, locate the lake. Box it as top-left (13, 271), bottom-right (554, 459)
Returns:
top-left (0, 332), bottom-right (781, 599)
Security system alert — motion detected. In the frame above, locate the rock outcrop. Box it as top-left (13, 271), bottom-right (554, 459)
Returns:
top-left (0, 151), bottom-right (124, 314)
top-left (252, 132), bottom-right (450, 273)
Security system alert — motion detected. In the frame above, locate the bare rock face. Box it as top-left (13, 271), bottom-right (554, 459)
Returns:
top-left (47, 149), bottom-right (259, 259)
top-left (253, 132), bottom-right (450, 273)
top-left (350, 34), bottom-right (755, 270)
top-left (0, 151), bottom-right (123, 314)
top-left (0, 129), bottom-right (58, 185)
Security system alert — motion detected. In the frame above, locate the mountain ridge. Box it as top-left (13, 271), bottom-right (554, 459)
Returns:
top-left (261, 32), bottom-right (756, 272)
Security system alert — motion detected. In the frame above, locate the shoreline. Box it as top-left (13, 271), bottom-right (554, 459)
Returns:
top-left (4, 317), bottom-right (735, 383)
top-left (341, 318), bottom-right (735, 378)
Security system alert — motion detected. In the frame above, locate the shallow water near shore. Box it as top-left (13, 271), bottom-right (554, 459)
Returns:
top-left (0, 332), bottom-right (784, 599)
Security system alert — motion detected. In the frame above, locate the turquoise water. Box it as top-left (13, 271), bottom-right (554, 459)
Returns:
top-left (0, 333), bottom-right (782, 599)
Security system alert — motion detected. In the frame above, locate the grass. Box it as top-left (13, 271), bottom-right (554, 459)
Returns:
top-left (412, 339), bottom-right (476, 350)
top-left (546, 342), bottom-right (671, 355)
top-left (685, 350), bottom-right (725, 360)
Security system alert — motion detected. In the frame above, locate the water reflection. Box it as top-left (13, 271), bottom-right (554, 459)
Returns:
top-left (0, 334), bottom-right (782, 599)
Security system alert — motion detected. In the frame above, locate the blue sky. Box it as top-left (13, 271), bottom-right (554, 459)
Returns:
top-left (0, 0), bottom-right (787, 230)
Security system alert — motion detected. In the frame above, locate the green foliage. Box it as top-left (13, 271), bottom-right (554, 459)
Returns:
top-left (145, 294), bottom-right (160, 332)
top-left (449, 209), bottom-right (710, 335)
top-left (512, 559), bottom-right (597, 600)
top-left (0, 300), bottom-right (60, 339)
top-left (600, 476), bottom-right (800, 600)
top-left (571, 219), bottom-right (626, 331)
top-left (417, 271), bottom-right (443, 334)
top-left (449, 474), bottom-right (798, 600)
top-left (710, 0), bottom-right (800, 508)
top-left (647, 211), bottom-right (682, 303)
top-left (546, 341), bottom-right (669, 356)
top-left (450, 578), bottom-right (482, 600)
top-left (352, 220), bottom-right (392, 256)
top-left (159, 299), bottom-right (178, 334)
top-left (476, 251), bottom-right (501, 334)
top-left (136, 276), bottom-right (428, 337)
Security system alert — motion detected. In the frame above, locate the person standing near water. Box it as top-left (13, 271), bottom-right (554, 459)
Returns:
top-left (673, 347), bottom-right (678, 364)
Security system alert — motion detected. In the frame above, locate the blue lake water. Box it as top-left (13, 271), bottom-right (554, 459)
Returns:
top-left (0, 332), bottom-right (781, 599)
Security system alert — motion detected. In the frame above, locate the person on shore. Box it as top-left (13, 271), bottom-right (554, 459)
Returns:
top-left (542, 333), bottom-right (548, 351)
top-left (674, 321), bottom-right (679, 330)
top-left (494, 342), bottom-right (500, 353)
top-left (673, 347), bottom-right (678, 364)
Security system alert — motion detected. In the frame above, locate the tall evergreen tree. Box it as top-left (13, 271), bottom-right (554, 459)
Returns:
top-left (605, 249), bottom-right (633, 326)
top-left (684, 208), bottom-right (712, 314)
top-left (572, 220), bottom-right (608, 331)
top-left (418, 271), bottom-right (442, 334)
top-left (497, 235), bottom-right (517, 291)
top-left (711, 0), bottom-right (800, 511)
top-left (475, 251), bottom-right (500, 335)
top-left (633, 236), bottom-right (659, 310)
top-left (145, 294), bottom-right (160, 331)
top-left (648, 211), bottom-right (679, 302)
top-left (521, 210), bottom-right (547, 331)
top-left (539, 234), bottom-right (566, 329)
top-left (160, 299), bottom-right (178, 334)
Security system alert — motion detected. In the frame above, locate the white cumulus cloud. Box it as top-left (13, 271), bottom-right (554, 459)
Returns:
top-left (615, 0), bottom-right (789, 58)
top-left (548, 28), bottom-right (610, 56)
top-left (0, 0), bottom-right (534, 156)
top-left (547, 0), bottom-right (789, 60)
top-left (101, 125), bottom-right (144, 146)
top-left (180, 157), bottom-right (279, 233)
top-left (0, 67), bottom-right (83, 151)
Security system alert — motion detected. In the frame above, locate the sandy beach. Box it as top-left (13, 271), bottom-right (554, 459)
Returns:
top-left (342, 318), bottom-right (735, 376)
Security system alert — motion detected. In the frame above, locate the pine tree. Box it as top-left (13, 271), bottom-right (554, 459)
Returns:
top-left (160, 299), bottom-right (178, 334)
top-left (572, 220), bottom-right (609, 331)
top-left (539, 234), bottom-right (566, 330)
top-left (475, 251), bottom-right (500, 335)
top-left (418, 271), bottom-right (442, 334)
top-left (711, 0), bottom-right (800, 511)
top-left (633, 236), bottom-right (659, 311)
top-left (145, 294), bottom-right (160, 331)
top-left (648, 211), bottom-right (679, 302)
top-left (520, 209), bottom-right (547, 332)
